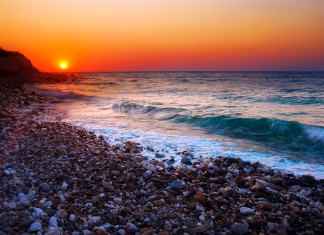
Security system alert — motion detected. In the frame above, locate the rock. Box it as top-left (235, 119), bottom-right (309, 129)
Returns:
top-left (301, 174), bottom-right (315, 185)
top-left (240, 207), bottom-right (254, 215)
top-left (62, 182), bottom-right (68, 189)
top-left (231, 223), bottom-right (249, 235)
top-left (188, 170), bottom-right (198, 177)
top-left (44, 209), bottom-right (55, 216)
top-left (1, 228), bottom-right (15, 234)
top-left (154, 200), bottom-right (164, 206)
top-left (193, 193), bottom-right (206, 202)
top-left (102, 182), bottom-right (115, 191)
top-left (185, 221), bottom-right (196, 229)
top-left (20, 220), bottom-right (35, 228)
top-left (196, 205), bottom-right (204, 211)
top-left (250, 219), bottom-right (263, 228)
top-left (259, 203), bottom-right (272, 211)
top-left (142, 162), bottom-right (156, 171)
top-left (201, 164), bottom-right (209, 172)
top-left (188, 175), bottom-right (196, 182)
top-left (281, 178), bottom-right (288, 188)
top-left (218, 169), bottom-right (228, 175)
top-left (42, 183), bottom-right (50, 192)
top-left (196, 175), bottom-right (207, 182)
top-left (89, 216), bottom-right (101, 224)
top-left (210, 177), bottom-right (223, 184)
top-left (223, 188), bottom-right (235, 199)
top-left (8, 203), bottom-right (17, 209)
top-left (170, 180), bottom-right (183, 190)
top-left (235, 175), bottom-right (246, 187)
top-left (193, 224), bottom-right (210, 234)
top-left (113, 197), bottom-right (122, 203)
top-left (29, 222), bottom-right (42, 232)
top-left (287, 193), bottom-right (297, 202)
top-left (306, 189), bottom-right (314, 197)
top-left (158, 232), bottom-right (168, 235)
top-left (318, 205), bottom-right (324, 212)
top-left (181, 156), bottom-right (192, 165)
top-left (276, 224), bottom-right (287, 235)
top-left (250, 161), bottom-right (259, 167)
top-left (288, 204), bottom-right (299, 213)
top-left (132, 213), bottom-right (143, 221)
top-left (142, 229), bottom-right (157, 235)
top-left (155, 152), bottom-right (165, 158)
top-left (34, 208), bottom-right (43, 215)
top-left (217, 220), bottom-right (224, 226)
top-left (49, 216), bottom-right (58, 227)
top-left (267, 222), bottom-right (277, 231)
top-left (69, 214), bottom-right (76, 221)
top-left (20, 200), bottom-right (30, 206)
top-left (57, 209), bottom-right (68, 218)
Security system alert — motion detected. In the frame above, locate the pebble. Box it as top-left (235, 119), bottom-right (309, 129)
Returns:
top-left (114, 197), bottom-right (123, 203)
top-left (169, 180), bottom-right (183, 190)
top-left (57, 209), bottom-right (68, 218)
top-left (276, 224), bottom-right (288, 235)
top-left (267, 222), bottom-right (277, 231)
top-left (42, 183), bottom-right (50, 192)
top-left (193, 193), bottom-right (206, 202)
top-left (231, 223), bottom-right (249, 235)
top-left (29, 222), bottom-right (42, 232)
top-left (8, 203), bottom-right (17, 209)
top-left (193, 224), bottom-right (210, 234)
top-left (240, 207), bottom-right (255, 215)
top-left (49, 216), bottom-right (58, 227)
top-left (199, 215), bottom-right (205, 220)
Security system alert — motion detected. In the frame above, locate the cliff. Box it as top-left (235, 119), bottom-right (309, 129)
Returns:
top-left (0, 48), bottom-right (70, 83)
top-left (0, 48), bottom-right (39, 75)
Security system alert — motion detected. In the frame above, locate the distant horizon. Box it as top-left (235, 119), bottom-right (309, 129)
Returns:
top-left (50, 69), bottom-right (324, 73)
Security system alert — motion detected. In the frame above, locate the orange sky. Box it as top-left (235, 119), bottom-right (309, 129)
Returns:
top-left (1, 0), bottom-right (324, 72)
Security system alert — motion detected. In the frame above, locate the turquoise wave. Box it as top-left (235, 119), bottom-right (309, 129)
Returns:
top-left (112, 101), bottom-right (324, 154)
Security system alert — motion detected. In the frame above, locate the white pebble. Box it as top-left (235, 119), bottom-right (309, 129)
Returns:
top-left (29, 222), bottom-right (42, 231)
top-left (199, 215), bottom-right (205, 220)
top-left (69, 214), bottom-right (76, 222)
top-left (114, 198), bottom-right (123, 204)
top-left (8, 203), bottom-right (17, 209)
top-left (34, 208), bottom-right (43, 215)
top-left (49, 216), bottom-right (58, 227)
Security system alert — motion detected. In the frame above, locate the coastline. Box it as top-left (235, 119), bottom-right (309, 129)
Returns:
top-left (1, 75), bottom-right (324, 235)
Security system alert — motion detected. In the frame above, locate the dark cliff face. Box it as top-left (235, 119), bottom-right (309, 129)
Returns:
top-left (0, 48), bottom-right (39, 76)
top-left (0, 48), bottom-right (70, 84)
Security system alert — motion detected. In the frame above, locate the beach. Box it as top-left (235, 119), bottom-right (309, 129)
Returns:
top-left (1, 74), bottom-right (324, 235)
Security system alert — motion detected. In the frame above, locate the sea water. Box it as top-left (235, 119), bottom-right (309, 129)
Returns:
top-left (32, 71), bottom-right (324, 178)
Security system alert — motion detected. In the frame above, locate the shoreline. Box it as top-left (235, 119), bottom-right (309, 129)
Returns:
top-left (1, 75), bottom-right (324, 235)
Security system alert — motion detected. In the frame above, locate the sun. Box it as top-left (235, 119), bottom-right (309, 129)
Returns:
top-left (61, 63), bottom-right (66, 69)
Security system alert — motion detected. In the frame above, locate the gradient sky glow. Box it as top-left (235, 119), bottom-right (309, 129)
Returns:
top-left (1, 0), bottom-right (324, 72)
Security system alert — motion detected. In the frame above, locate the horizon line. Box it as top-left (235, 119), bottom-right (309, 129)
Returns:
top-left (48, 70), bottom-right (324, 73)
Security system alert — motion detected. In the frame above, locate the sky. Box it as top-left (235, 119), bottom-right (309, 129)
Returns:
top-left (1, 0), bottom-right (324, 72)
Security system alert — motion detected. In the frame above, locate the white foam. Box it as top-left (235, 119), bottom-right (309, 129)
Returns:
top-left (305, 127), bottom-right (324, 144)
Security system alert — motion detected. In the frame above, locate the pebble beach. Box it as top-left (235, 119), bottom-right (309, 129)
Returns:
top-left (1, 75), bottom-right (324, 235)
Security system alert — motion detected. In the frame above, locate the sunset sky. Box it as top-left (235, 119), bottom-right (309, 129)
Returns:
top-left (1, 0), bottom-right (324, 72)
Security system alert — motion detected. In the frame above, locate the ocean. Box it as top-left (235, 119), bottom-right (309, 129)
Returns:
top-left (31, 71), bottom-right (324, 178)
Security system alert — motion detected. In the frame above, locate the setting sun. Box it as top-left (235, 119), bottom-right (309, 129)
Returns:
top-left (61, 63), bottom-right (66, 69)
